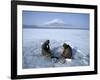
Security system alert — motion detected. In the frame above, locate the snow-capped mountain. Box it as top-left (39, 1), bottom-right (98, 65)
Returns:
top-left (44, 19), bottom-right (65, 25)
top-left (41, 19), bottom-right (75, 29)
top-left (43, 19), bottom-right (69, 27)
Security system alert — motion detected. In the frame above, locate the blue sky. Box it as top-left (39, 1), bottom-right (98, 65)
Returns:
top-left (22, 11), bottom-right (89, 29)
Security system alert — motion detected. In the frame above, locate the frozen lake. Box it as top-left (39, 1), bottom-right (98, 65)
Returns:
top-left (22, 28), bottom-right (90, 69)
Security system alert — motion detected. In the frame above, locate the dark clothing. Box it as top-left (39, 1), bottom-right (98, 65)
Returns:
top-left (61, 44), bottom-right (72, 59)
top-left (41, 41), bottom-right (51, 57)
top-left (42, 43), bottom-right (50, 52)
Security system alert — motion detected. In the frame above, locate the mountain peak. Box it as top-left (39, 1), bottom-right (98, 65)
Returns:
top-left (43, 19), bottom-right (65, 25)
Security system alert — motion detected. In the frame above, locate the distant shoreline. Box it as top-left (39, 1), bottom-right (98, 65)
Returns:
top-left (23, 26), bottom-right (89, 30)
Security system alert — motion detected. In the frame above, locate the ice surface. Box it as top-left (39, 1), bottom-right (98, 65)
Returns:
top-left (22, 28), bottom-right (90, 69)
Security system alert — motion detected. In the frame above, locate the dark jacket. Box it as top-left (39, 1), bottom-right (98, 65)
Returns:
top-left (61, 44), bottom-right (72, 59)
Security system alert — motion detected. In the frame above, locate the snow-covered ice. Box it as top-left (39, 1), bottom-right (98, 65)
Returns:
top-left (22, 28), bottom-right (90, 69)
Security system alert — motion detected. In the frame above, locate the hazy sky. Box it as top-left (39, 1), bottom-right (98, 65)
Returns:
top-left (22, 11), bottom-right (89, 29)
